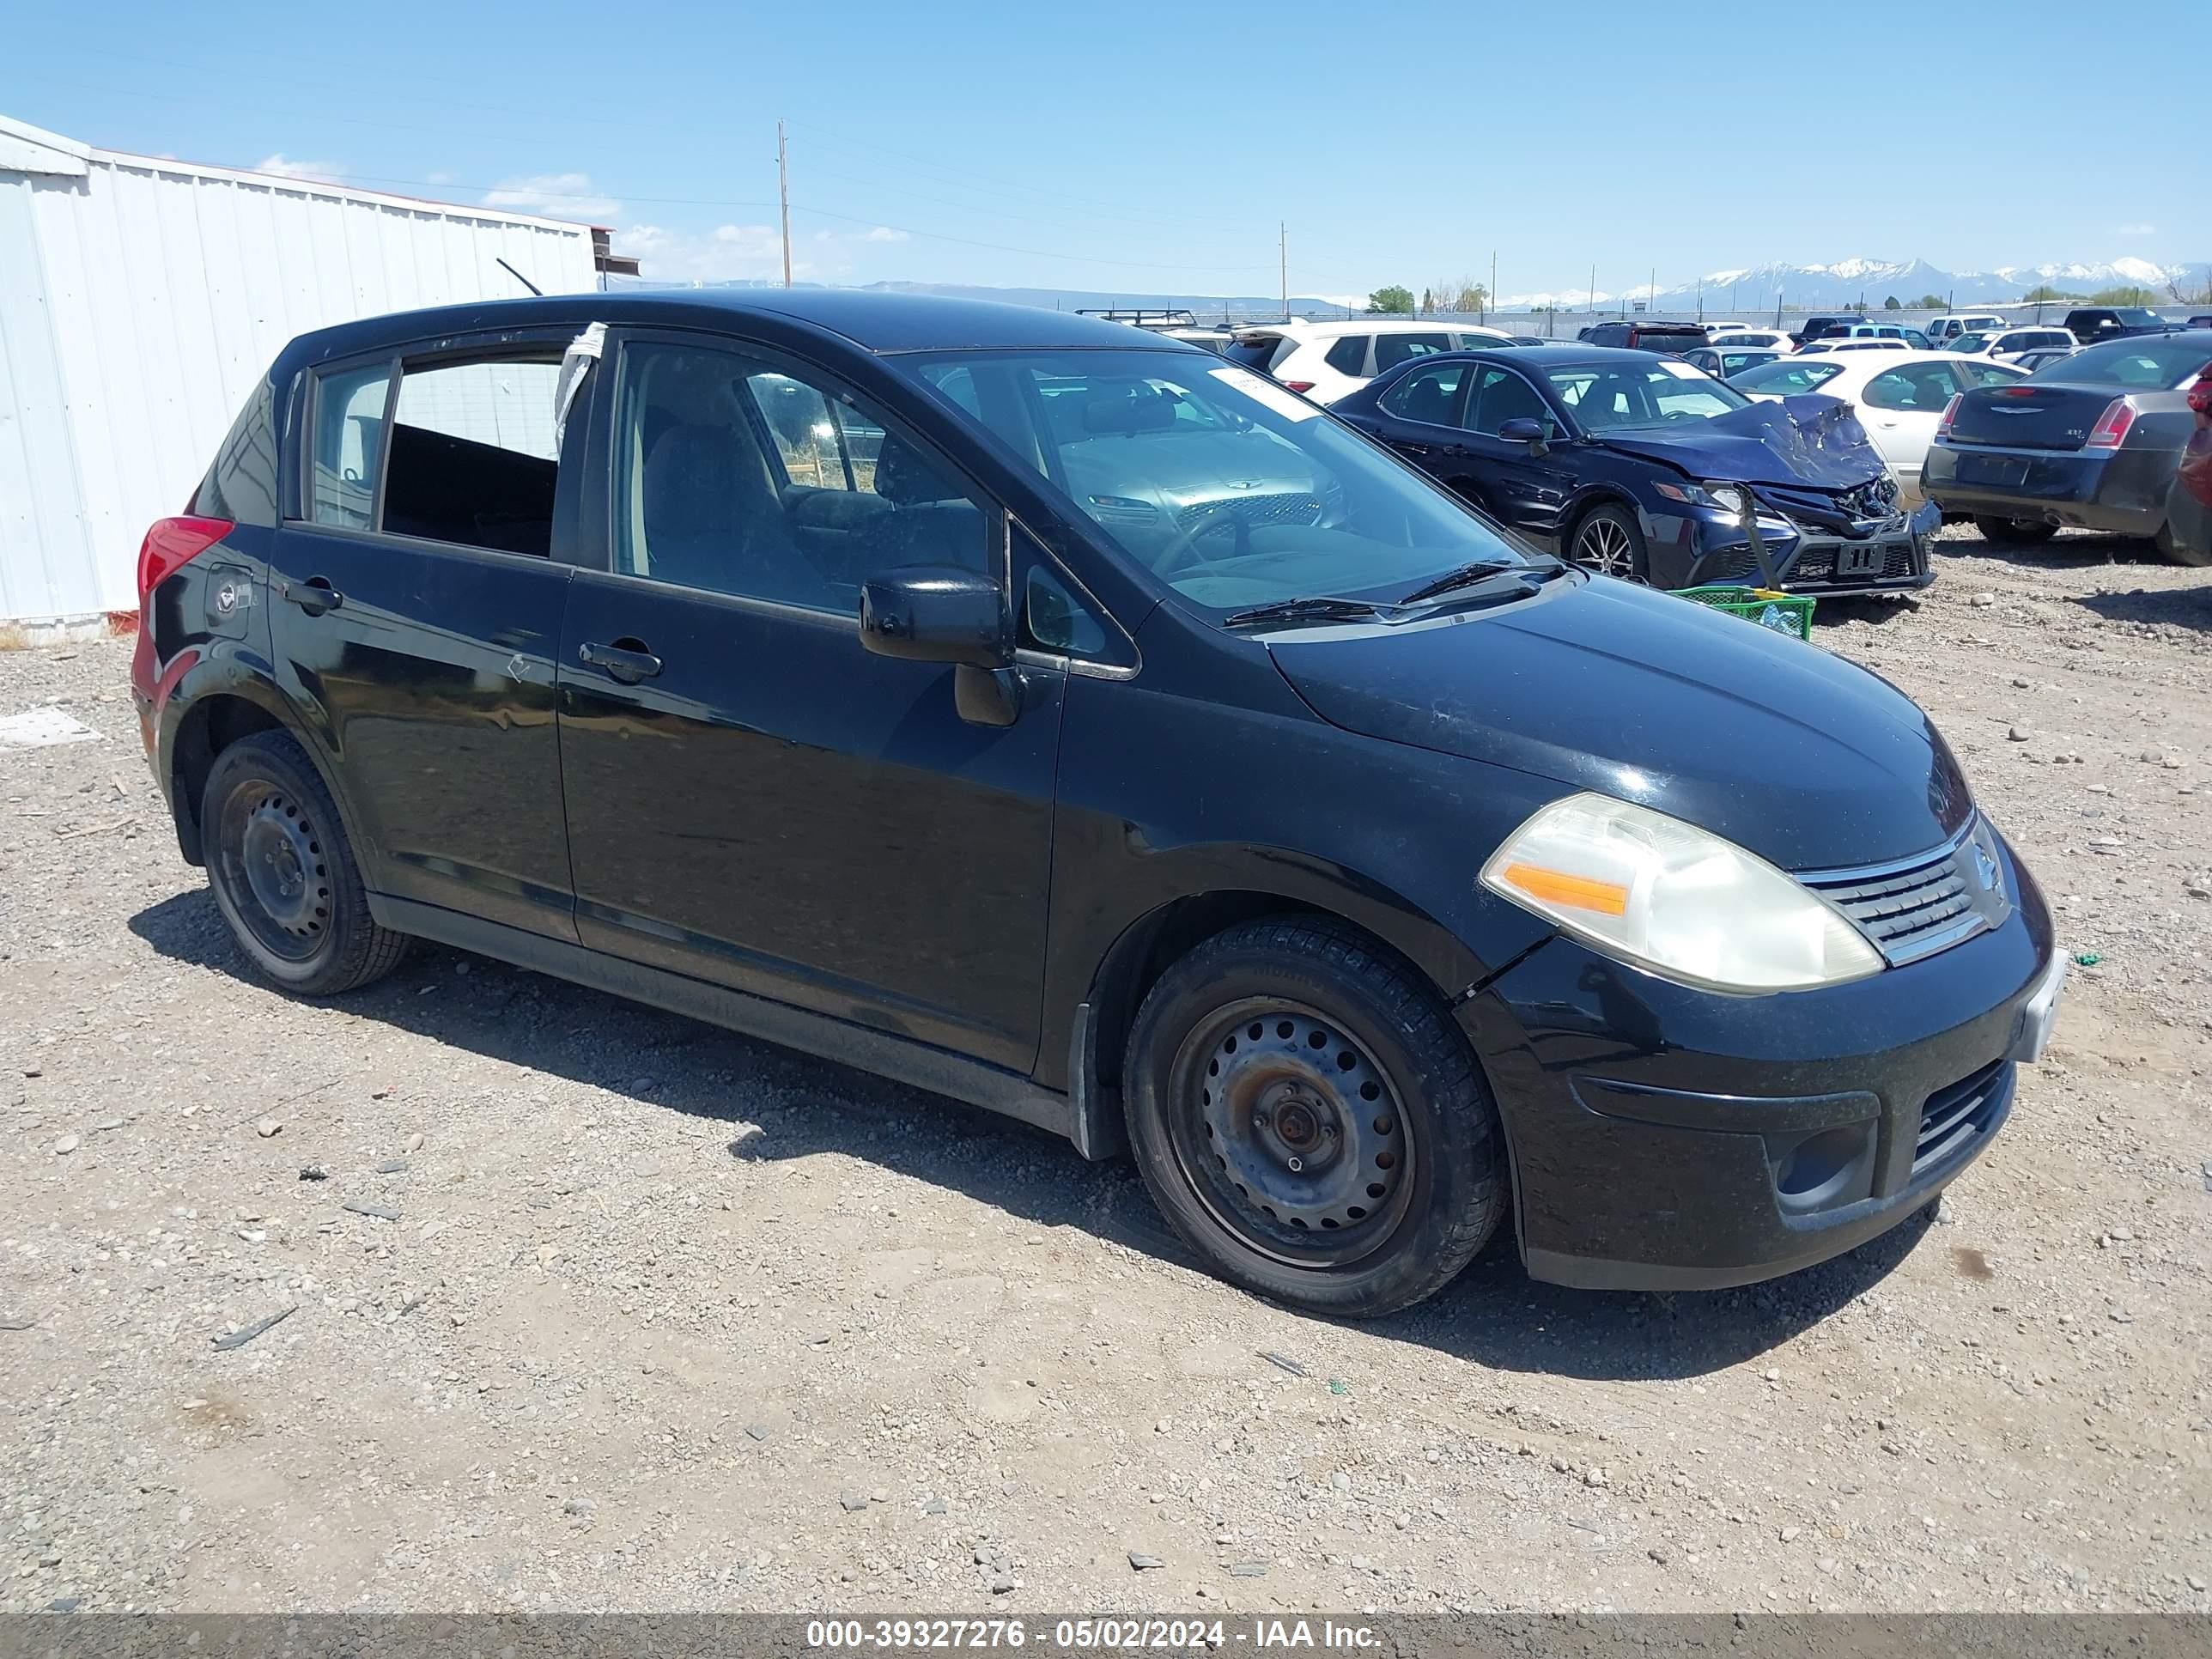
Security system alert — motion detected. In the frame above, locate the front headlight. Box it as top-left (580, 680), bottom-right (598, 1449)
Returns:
top-left (1651, 481), bottom-right (1747, 514)
top-left (1481, 793), bottom-right (1883, 993)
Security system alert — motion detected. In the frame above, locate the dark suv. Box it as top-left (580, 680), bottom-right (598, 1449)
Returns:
top-left (1577, 320), bottom-right (1707, 355)
top-left (2061, 307), bottom-right (2179, 344)
top-left (132, 292), bottom-right (2063, 1314)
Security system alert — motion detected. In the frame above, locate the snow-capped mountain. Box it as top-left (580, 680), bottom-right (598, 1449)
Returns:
top-left (1499, 257), bottom-right (2208, 312)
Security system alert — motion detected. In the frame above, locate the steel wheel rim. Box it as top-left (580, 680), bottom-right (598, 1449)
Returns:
top-left (215, 779), bottom-right (331, 963)
top-left (1575, 516), bottom-right (1635, 578)
top-left (1164, 998), bottom-right (1415, 1270)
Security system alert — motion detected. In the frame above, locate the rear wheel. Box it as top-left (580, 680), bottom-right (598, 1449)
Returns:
top-left (1568, 503), bottom-right (1650, 581)
top-left (1121, 917), bottom-right (1504, 1317)
top-left (1972, 515), bottom-right (2058, 545)
top-left (202, 732), bottom-right (408, 996)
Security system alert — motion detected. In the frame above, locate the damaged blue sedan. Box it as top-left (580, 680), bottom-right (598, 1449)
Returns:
top-left (1329, 344), bottom-right (1942, 595)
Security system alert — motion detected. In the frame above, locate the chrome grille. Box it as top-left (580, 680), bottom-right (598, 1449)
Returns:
top-left (1914, 1061), bottom-right (2011, 1175)
top-left (1176, 492), bottom-right (1324, 531)
top-left (1800, 816), bottom-right (2008, 967)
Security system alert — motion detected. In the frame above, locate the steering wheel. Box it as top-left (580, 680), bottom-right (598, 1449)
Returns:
top-left (1152, 498), bottom-right (1253, 577)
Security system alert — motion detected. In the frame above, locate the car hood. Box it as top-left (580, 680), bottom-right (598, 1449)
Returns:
top-left (1593, 394), bottom-right (1887, 490)
top-left (1268, 574), bottom-right (1972, 872)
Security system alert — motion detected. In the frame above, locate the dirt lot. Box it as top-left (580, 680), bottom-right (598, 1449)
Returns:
top-left (2, 527), bottom-right (2208, 1618)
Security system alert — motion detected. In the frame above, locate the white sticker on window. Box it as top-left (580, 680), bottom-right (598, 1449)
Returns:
top-left (1208, 365), bottom-right (1322, 422)
top-left (1656, 359), bottom-right (1706, 379)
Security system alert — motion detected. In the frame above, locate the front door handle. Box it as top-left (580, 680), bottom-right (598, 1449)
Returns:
top-left (284, 576), bottom-right (343, 617)
top-left (578, 639), bottom-right (663, 684)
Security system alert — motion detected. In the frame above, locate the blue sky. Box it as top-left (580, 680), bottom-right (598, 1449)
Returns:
top-left (5, 0), bottom-right (2205, 303)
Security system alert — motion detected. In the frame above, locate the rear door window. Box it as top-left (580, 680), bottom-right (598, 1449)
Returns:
top-left (1465, 367), bottom-right (1550, 435)
top-left (1862, 363), bottom-right (1957, 411)
top-left (1323, 336), bottom-right (1370, 376)
top-left (1377, 362), bottom-right (1469, 426)
top-left (1373, 333), bottom-right (1451, 371)
top-left (382, 356), bottom-right (562, 554)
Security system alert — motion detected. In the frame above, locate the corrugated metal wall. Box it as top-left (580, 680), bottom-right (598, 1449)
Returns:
top-left (0, 140), bottom-right (598, 625)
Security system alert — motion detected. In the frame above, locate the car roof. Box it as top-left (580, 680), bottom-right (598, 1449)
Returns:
top-left (289, 288), bottom-right (1169, 360)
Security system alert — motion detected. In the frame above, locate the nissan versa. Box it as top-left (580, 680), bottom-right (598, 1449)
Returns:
top-left (131, 293), bottom-right (2065, 1316)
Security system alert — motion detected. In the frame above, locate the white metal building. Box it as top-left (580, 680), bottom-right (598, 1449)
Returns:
top-left (0, 115), bottom-right (601, 632)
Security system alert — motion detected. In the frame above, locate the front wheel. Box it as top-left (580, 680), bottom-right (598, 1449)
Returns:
top-left (1121, 918), bottom-right (1504, 1317)
top-left (203, 732), bottom-right (409, 996)
top-left (1972, 515), bottom-right (2058, 545)
top-left (1568, 503), bottom-right (1650, 581)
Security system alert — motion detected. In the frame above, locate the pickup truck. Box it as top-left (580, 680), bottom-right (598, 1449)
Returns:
top-left (2063, 307), bottom-right (2180, 344)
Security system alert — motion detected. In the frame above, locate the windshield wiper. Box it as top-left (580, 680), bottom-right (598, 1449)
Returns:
top-left (1395, 558), bottom-right (1547, 606)
top-left (1221, 596), bottom-right (1387, 630)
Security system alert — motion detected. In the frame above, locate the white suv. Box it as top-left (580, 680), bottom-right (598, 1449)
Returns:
top-left (1927, 313), bottom-right (2006, 348)
top-left (1225, 320), bottom-right (1513, 404)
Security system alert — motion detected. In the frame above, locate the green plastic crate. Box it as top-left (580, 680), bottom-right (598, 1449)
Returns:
top-left (1670, 584), bottom-right (1815, 641)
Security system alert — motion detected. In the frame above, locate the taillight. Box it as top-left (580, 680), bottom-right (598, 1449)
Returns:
top-left (1936, 394), bottom-right (1961, 439)
top-left (2084, 398), bottom-right (2135, 449)
top-left (136, 516), bottom-right (233, 605)
top-left (1280, 380), bottom-right (1317, 394)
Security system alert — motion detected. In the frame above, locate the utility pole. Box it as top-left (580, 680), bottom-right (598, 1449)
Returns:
top-left (1279, 222), bottom-right (1287, 322)
top-left (776, 120), bottom-right (793, 289)
top-left (1649, 265), bottom-right (1656, 315)
top-left (1589, 264), bottom-right (1596, 316)
top-left (1489, 249), bottom-right (1497, 322)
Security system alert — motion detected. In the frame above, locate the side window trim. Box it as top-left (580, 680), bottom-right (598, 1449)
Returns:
top-left (1012, 518), bottom-right (1138, 680)
top-left (292, 349), bottom-right (398, 532)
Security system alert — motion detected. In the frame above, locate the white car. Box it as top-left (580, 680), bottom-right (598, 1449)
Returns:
top-left (1705, 326), bottom-right (1794, 352)
top-left (1225, 319), bottom-right (1514, 404)
top-left (1727, 349), bottom-right (2027, 506)
top-left (1948, 325), bottom-right (2078, 364)
top-left (1797, 337), bottom-right (1912, 354)
top-left (1927, 313), bottom-right (2007, 348)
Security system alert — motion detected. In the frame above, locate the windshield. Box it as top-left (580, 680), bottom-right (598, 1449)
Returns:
top-left (899, 348), bottom-right (1533, 615)
top-left (1543, 361), bottom-right (1748, 429)
top-left (1949, 333), bottom-right (1991, 352)
top-left (2034, 333), bottom-right (2212, 387)
top-left (2111, 308), bottom-right (2164, 328)
top-left (1727, 359), bottom-right (1847, 395)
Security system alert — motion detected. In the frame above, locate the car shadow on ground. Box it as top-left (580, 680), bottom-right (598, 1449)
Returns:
top-left (2075, 581), bottom-right (2212, 630)
top-left (129, 888), bottom-right (1930, 1384)
top-left (1934, 530), bottom-right (2160, 572)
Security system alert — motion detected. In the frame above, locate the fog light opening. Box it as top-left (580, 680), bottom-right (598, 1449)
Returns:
top-left (1774, 1123), bottom-right (1869, 1209)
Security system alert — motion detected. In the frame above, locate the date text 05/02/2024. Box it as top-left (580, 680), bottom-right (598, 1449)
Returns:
top-left (804, 1618), bottom-right (1382, 1650)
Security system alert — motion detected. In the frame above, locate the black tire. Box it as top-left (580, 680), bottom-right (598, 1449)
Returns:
top-left (2154, 520), bottom-right (2211, 567)
top-left (1972, 515), bottom-right (2058, 545)
top-left (201, 732), bottom-right (409, 996)
top-left (1567, 502), bottom-right (1650, 581)
top-left (1121, 916), bottom-right (1504, 1317)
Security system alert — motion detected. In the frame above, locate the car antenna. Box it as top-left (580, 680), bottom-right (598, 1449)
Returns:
top-left (496, 258), bottom-right (543, 297)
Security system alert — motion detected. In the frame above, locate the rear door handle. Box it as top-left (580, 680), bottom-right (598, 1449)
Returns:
top-left (283, 576), bottom-right (343, 616)
top-left (578, 639), bottom-right (662, 684)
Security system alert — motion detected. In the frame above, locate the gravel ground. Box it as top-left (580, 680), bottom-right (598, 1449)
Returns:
top-left (1, 526), bottom-right (2207, 1617)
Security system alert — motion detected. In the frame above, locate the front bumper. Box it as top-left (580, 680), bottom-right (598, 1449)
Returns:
top-left (1923, 441), bottom-right (2179, 536)
top-left (1645, 499), bottom-right (1940, 596)
top-left (1459, 835), bottom-right (2057, 1291)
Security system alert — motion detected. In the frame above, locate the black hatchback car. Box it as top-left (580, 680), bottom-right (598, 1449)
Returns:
top-left (132, 293), bottom-right (2063, 1315)
top-left (1329, 345), bottom-right (1942, 594)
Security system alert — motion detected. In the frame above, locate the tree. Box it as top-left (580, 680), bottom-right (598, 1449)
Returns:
top-left (2021, 283), bottom-right (2082, 304)
top-left (1455, 279), bottom-right (1489, 315)
top-left (1882, 295), bottom-right (1901, 310)
top-left (2087, 284), bottom-right (2158, 307)
top-left (1367, 285), bottom-right (1415, 315)
top-left (1913, 292), bottom-right (1946, 309)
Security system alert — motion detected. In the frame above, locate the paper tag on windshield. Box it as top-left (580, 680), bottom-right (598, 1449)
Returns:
top-left (1656, 359), bottom-right (1705, 379)
top-left (1209, 365), bottom-right (1322, 422)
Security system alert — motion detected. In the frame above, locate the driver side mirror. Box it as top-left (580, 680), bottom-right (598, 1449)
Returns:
top-left (1498, 416), bottom-right (1549, 451)
top-left (859, 567), bottom-right (1011, 669)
